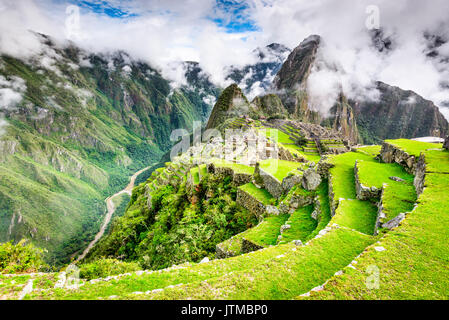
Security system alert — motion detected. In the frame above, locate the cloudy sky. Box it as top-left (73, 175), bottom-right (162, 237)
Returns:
top-left (1, 0), bottom-right (449, 117)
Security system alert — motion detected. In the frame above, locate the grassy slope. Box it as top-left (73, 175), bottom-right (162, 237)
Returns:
top-left (306, 142), bottom-right (449, 299)
top-left (280, 205), bottom-right (317, 242)
top-left (357, 161), bottom-right (416, 221)
top-left (259, 159), bottom-right (303, 181)
top-left (239, 183), bottom-right (273, 205)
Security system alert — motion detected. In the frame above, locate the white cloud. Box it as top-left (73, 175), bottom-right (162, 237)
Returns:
top-left (0, 75), bottom-right (27, 109)
top-left (0, 117), bottom-right (7, 137)
top-left (1, 0), bottom-right (449, 118)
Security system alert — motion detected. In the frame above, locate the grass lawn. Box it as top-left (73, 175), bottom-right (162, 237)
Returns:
top-left (356, 145), bottom-right (382, 157)
top-left (190, 167), bottom-right (200, 184)
top-left (239, 183), bottom-right (273, 205)
top-left (332, 200), bottom-right (378, 235)
top-left (385, 139), bottom-right (442, 157)
top-left (128, 227), bottom-right (375, 300)
top-left (357, 161), bottom-right (414, 189)
top-left (356, 161), bottom-right (416, 222)
top-left (280, 205), bottom-right (317, 243)
top-left (245, 215), bottom-right (290, 246)
top-left (328, 151), bottom-right (376, 200)
top-left (26, 243), bottom-right (295, 300)
top-left (211, 159), bottom-right (255, 175)
top-left (259, 159), bottom-right (303, 181)
top-left (218, 214), bottom-right (290, 254)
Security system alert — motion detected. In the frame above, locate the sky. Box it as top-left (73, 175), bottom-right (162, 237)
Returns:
top-left (1, 0), bottom-right (449, 118)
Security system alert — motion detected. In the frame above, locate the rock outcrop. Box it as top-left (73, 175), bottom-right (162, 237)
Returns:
top-left (352, 82), bottom-right (449, 144)
top-left (302, 168), bottom-right (322, 191)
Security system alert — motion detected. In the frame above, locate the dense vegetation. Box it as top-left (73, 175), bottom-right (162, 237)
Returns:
top-left (0, 240), bottom-right (46, 274)
top-left (86, 174), bottom-right (258, 270)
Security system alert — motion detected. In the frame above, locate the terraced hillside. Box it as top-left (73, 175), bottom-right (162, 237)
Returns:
top-left (2, 126), bottom-right (445, 300)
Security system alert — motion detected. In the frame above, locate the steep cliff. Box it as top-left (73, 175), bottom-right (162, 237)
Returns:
top-left (270, 35), bottom-right (449, 144)
top-left (352, 82), bottom-right (449, 144)
top-left (206, 84), bottom-right (252, 130)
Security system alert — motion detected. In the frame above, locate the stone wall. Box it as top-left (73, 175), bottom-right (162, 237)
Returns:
top-left (354, 161), bottom-right (382, 200)
top-left (380, 142), bottom-right (417, 174)
top-left (241, 238), bottom-right (264, 253)
top-left (236, 187), bottom-right (267, 217)
top-left (233, 173), bottom-right (252, 186)
top-left (444, 136), bottom-right (449, 150)
top-left (259, 168), bottom-right (284, 198)
top-left (328, 174), bottom-right (337, 217)
top-left (317, 158), bottom-right (334, 179)
top-left (413, 154), bottom-right (426, 196)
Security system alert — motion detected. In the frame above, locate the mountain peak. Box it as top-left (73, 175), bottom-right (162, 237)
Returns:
top-left (272, 35), bottom-right (321, 91)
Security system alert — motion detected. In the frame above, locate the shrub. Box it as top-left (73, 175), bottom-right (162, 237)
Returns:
top-left (79, 258), bottom-right (141, 280)
top-left (0, 240), bottom-right (46, 274)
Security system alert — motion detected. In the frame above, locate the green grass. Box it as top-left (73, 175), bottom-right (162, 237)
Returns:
top-left (385, 139), bottom-right (442, 157)
top-left (27, 243), bottom-right (296, 300)
top-left (211, 159), bottom-right (255, 175)
top-left (280, 205), bottom-right (317, 243)
top-left (328, 151), bottom-right (376, 200)
top-left (356, 161), bottom-right (416, 222)
top-left (356, 145), bottom-right (382, 157)
top-left (124, 227), bottom-right (376, 300)
top-left (422, 149), bottom-right (449, 173)
top-left (239, 183), bottom-right (273, 205)
top-left (259, 159), bottom-right (303, 181)
top-left (307, 176), bottom-right (449, 298)
top-left (305, 147), bottom-right (449, 299)
top-left (190, 167), bottom-right (200, 184)
top-left (380, 183), bottom-right (416, 222)
top-left (332, 200), bottom-right (378, 235)
top-left (244, 215), bottom-right (290, 246)
top-left (357, 161), bottom-right (414, 189)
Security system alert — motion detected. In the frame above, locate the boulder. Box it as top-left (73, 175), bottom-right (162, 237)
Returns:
top-left (292, 240), bottom-right (303, 246)
top-left (413, 154), bottom-right (426, 196)
top-left (389, 176), bottom-right (405, 182)
top-left (382, 213), bottom-right (406, 230)
top-left (281, 171), bottom-right (303, 193)
top-left (266, 205), bottom-right (280, 216)
top-left (280, 224), bottom-right (291, 233)
top-left (199, 257), bottom-right (210, 263)
top-left (302, 168), bottom-right (322, 191)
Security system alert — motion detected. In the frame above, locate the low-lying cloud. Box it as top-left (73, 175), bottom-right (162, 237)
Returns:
top-left (1, 0), bottom-right (449, 118)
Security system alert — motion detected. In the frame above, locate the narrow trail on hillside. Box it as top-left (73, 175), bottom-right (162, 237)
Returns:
top-left (75, 166), bottom-right (153, 262)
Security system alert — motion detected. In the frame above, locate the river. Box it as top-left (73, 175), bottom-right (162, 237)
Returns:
top-left (75, 166), bottom-right (152, 262)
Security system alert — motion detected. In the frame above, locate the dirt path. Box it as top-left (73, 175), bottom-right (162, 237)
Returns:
top-left (75, 166), bottom-right (152, 262)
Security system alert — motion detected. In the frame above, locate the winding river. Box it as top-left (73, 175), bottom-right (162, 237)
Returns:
top-left (75, 166), bottom-right (152, 262)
